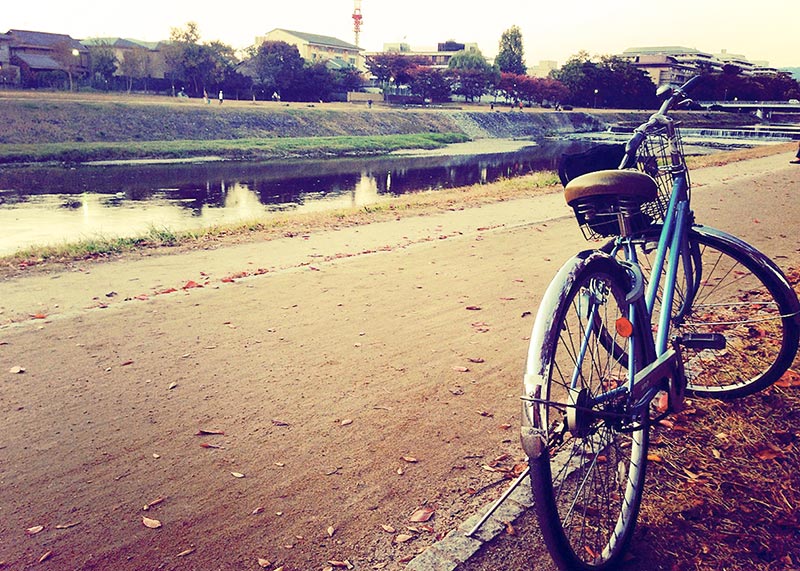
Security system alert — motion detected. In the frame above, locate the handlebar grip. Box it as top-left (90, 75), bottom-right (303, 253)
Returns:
top-left (625, 131), bottom-right (646, 155)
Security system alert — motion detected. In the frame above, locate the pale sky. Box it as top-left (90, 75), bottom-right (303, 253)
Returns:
top-left (3, 0), bottom-right (798, 68)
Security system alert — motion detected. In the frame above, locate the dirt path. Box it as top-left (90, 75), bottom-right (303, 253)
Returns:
top-left (1, 153), bottom-right (798, 571)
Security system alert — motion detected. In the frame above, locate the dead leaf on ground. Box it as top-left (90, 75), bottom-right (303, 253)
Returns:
top-left (9, 366), bottom-right (25, 374)
top-left (142, 516), bottom-right (162, 529)
top-left (401, 456), bottom-right (418, 463)
top-left (231, 471), bottom-right (246, 478)
top-left (257, 558), bottom-right (271, 568)
top-left (200, 442), bottom-right (221, 449)
top-left (465, 305), bottom-right (482, 311)
top-left (271, 419), bottom-right (290, 427)
top-left (38, 551), bottom-right (53, 563)
top-left (754, 444), bottom-right (784, 461)
top-left (452, 366), bottom-right (470, 373)
top-left (196, 428), bottom-right (225, 436)
top-left (143, 497), bottom-right (165, 511)
top-left (409, 506), bottom-right (435, 523)
top-left (25, 525), bottom-right (44, 535)
top-left (340, 419), bottom-right (353, 426)
top-left (395, 533), bottom-right (414, 543)
top-left (468, 357), bottom-right (485, 363)
top-left (381, 524), bottom-right (396, 533)
top-left (55, 522), bottom-right (80, 530)
top-left (327, 525), bottom-right (335, 537)
top-left (775, 369), bottom-right (800, 388)
top-left (176, 548), bottom-right (195, 557)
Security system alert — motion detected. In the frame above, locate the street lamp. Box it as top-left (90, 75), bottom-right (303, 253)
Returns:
top-left (594, 88), bottom-right (599, 109)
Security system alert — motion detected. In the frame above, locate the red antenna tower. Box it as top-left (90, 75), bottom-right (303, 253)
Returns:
top-left (352, 0), bottom-right (363, 46)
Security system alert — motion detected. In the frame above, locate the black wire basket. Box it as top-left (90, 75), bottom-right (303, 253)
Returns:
top-left (634, 124), bottom-right (691, 225)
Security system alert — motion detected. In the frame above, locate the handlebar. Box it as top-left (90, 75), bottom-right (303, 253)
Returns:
top-left (619, 75), bottom-right (703, 168)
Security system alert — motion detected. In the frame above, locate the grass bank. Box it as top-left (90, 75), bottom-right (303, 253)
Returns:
top-left (3, 142), bottom-right (794, 273)
top-left (0, 132), bottom-right (469, 164)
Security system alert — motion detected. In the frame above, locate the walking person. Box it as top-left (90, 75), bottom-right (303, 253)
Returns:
top-left (791, 141), bottom-right (800, 164)
top-left (218, 90), bottom-right (223, 105)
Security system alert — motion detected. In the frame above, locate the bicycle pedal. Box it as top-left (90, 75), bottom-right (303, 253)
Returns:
top-left (676, 333), bottom-right (726, 350)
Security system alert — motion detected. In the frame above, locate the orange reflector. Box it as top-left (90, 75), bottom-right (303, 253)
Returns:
top-left (615, 317), bottom-right (634, 338)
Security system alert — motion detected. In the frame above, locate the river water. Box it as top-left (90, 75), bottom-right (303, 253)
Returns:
top-left (0, 138), bottom-right (597, 255)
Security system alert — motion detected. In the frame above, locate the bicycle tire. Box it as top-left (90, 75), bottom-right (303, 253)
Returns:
top-left (523, 253), bottom-right (650, 570)
top-left (608, 225), bottom-right (800, 399)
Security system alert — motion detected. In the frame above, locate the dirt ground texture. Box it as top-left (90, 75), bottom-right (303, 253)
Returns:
top-left (1, 152), bottom-right (799, 571)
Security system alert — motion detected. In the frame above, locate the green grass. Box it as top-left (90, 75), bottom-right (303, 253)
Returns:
top-left (0, 132), bottom-right (470, 164)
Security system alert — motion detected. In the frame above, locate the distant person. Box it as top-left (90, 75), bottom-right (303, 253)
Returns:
top-left (792, 141), bottom-right (800, 164)
top-left (218, 90), bottom-right (223, 105)
top-left (367, 99), bottom-right (372, 109)
top-left (203, 89), bottom-right (209, 104)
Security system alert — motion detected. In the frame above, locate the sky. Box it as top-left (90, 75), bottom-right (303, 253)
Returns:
top-left (3, 0), bottom-right (798, 68)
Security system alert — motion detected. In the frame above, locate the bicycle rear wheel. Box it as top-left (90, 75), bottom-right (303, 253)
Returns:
top-left (612, 226), bottom-right (800, 399)
top-left (523, 254), bottom-right (649, 571)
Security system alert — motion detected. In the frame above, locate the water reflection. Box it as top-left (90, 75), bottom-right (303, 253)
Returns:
top-left (0, 139), bottom-right (596, 254)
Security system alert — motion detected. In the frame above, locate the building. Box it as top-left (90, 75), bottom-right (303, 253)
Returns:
top-left (256, 29), bottom-right (363, 71)
top-left (622, 46), bottom-right (780, 86)
top-left (529, 60), bottom-right (558, 78)
top-left (375, 40), bottom-right (482, 69)
top-left (1, 29), bottom-right (89, 86)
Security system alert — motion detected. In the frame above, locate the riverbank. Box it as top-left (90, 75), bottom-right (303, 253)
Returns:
top-left (0, 90), bottom-right (759, 164)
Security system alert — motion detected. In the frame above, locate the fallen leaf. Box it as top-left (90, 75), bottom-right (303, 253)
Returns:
top-left (775, 369), bottom-right (800, 388)
top-left (396, 467), bottom-right (404, 475)
top-left (26, 525), bottom-right (44, 535)
top-left (30, 313), bottom-right (47, 319)
top-left (142, 516), bottom-right (162, 529)
top-left (395, 533), bottom-right (413, 543)
top-left (647, 453), bottom-right (663, 462)
top-left (9, 366), bottom-right (25, 374)
top-left (271, 419), bottom-right (290, 427)
top-left (275, 462), bottom-right (285, 467)
top-left (327, 561), bottom-right (351, 568)
top-left (143, 497), bottom-right (165, 511)
top-left (257, 558), bottom-right (272, 568)
top-left (327, 525), bottom-right (335, 537)
top-left (467, 357), bottom-right (485, 363)
top-left (465, 306), bottom-right (482, 311)
top-left (182, 280), bottom-right (203, 290)
top-left (176, 548), bottom-right (195, 557)
top-left (200, 442), bottom-right (221, 449)
top-left (452, 366), bottom-right (470, 373)
top-left (340, 419), bottom-right (353, 426)
top-left (409, 506), bottom-right (435, 523)
top-left (196, 428), bottom-right (225, 436)
top-left (505, 521), bottom-right (516, 535)
top-left (38, 551), bottom-right (53, 563)
top-left (381, 524), bottom-right (396, 533)
top-left (168, 382), bottom-right (178, 390)
top-left (401, 456), bottom-right (418, 463)
top-left (231, 472), bottom-right (245, 478)
top-left (252, 507), bottom-right (264, 515)
top-left (55, 522), bottom-right (80, 530)
top-left (152, 453), bottom-right (160, 459)
top-left (755, 444), bottom-right (784, 461)
top-left (120, 360), bottom-right (134, 367)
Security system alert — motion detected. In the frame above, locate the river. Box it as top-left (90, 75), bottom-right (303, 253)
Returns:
top-left (0, 138), bottom-right (597, 255)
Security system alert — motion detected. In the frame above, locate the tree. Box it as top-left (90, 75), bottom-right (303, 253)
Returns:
top-left (408, 67), bottom-right (452, 102)
top-left (52, 40), bottom-right (83, 91)
top-left (495, 26), bottom-right (526, 75)
top-left (163, 22), bottom-right (234, 96)
top-left (118, 47), bottom-right (150, 92)
top-left (88, 43), bottom-right (117, 90)
top-left (365, 53), bottom-right (424, 93)
top-left (552, 52), bottom-right (657, 109)
top-left (447, 49), bottom-right (496, 102)
top-left (250, 41), bottom-right (306, 100)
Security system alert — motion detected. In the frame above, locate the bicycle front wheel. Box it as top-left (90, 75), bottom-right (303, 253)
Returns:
top-left (523, 253), bottom-right (649, 571)
top-left (615, 226), bottom-right (800, 399)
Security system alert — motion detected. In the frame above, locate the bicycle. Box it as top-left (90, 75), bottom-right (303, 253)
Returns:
top-left (515, 76), bottom-right (800, 570)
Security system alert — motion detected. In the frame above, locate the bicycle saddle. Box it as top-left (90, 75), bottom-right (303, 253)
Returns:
top-left (564, 170), bottom-right (658, 207)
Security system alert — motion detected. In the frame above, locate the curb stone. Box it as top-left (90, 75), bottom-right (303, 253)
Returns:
top-left (404, 474), bottom-right (533, 570)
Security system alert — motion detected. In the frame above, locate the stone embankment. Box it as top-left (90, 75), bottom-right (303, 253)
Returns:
top-left (0, 95), bottom-right (757, 146)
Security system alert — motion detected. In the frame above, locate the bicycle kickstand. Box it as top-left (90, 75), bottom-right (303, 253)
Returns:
top-left (464, 465), bottom-right (530, 537)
